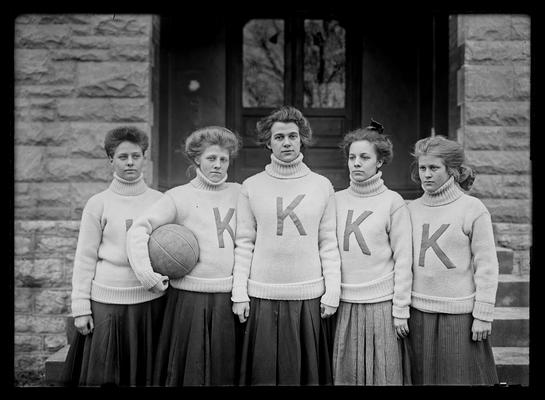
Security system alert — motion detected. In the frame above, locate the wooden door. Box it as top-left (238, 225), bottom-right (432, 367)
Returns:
top-left (226, 14), bottom-right (361, 190)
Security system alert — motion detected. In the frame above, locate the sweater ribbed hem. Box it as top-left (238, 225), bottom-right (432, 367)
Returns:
top-left (109, 173), bottom-right (148, 196)
top-left (421, 176), bottom-right (464, 206)
top-left (247, 277), bottom-right (325, 300)
top-left (190, 167), bottom-right (228, 191)
top-left (170, 275), bottom-right (233, 293)
top-left (265, 153), bottom-right (310, 179)
top-left (340, 271), bottom-right (394, 303)
top-left (472, 301), bottom-right (495, 322)
top-left (411, 291), bottom-right (476, 314)
top-left (90, 280), bottom-right (164, 305)
top-left (348, 171), bottom-right (388, 197)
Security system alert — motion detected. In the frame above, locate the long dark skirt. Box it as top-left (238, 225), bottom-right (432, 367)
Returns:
top-left (239, 296), bottom-right (336, 386)
top-left (62, 296), bottom-right (166, 387)
top-left (332, 301), bottom-right (411, 385)
top-left (153, 288), bottom-right (243, 386)
top-left (407, 307), bottom-right (499, 385)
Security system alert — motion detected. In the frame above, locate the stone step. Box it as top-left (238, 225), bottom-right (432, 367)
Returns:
top-left (491, 307), bottom-right (529, 347)
top-left (493, 347), bottom-right (529, 386)
top-left (496, 274), bottom-right (529, 307)
top-left (496, 247), bottom-right (515, 274)
top-left (44, 344), bottom-right (70, 386)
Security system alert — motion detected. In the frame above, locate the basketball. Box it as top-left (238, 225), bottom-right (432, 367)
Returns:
top-left (148, 224), bottom-right (200, 279)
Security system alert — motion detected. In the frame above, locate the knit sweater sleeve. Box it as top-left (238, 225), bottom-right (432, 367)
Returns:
top-left (126, 193), bottom-right (177, 290)
top-left (71, 198), bottom-right (103, 318)
top-left (468, 209), bottom-right (499, 322)
top-left (231, 184), bottom-right (256, 303)
top-left (389, 197), bottom-right (413, 319)
top-left (318, 184), bottom-right (341, 307)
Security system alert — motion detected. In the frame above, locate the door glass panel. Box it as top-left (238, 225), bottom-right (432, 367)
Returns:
top-left (243, 19), bottom-right (284, 108)
top-left (304, 19), bottom-right (345, 108)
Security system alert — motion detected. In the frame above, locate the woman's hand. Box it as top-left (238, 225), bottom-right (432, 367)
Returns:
top-left (472, 318), bottom-right (492, 341)
top-left (233, 301), bottom-right (250, 323)
top-left (74, 315), bottom-right (94, 336)
top-left (393, 317), bottom-right (409, 339)
top-left (320, 303), bottom-right (337, 319)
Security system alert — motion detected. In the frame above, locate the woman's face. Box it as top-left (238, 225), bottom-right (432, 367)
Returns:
top-left (418, 155), bottom-right (450, 193)
top-left (348, 140), bottom-right (383, 182)
top-left (110, 141), bottom-right (145, 181)
top-left (196, 144), bottom-right (230, 182)
top-left (267, 122), bottom-right (301, 163)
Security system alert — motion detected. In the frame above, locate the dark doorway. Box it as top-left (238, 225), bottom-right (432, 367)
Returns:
top-left (159, 12), bottom-right (448, 198)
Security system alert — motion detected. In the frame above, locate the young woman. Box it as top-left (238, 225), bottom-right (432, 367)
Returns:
top-left (126, 126), bottom-right (242, 386)
top-left (332, 121), bottom-right (412, 385)
top-left (62, 126), bottom-right (165, 386)
top-left (231, 105), bottom-right (341, 385)
top-left (407, 135), bottom-right (499, 385)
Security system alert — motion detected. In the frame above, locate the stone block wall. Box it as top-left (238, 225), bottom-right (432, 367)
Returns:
top-left (450, 15), bottom-right (531, 274)
top-left (13, 14), bottom-right (159, 386)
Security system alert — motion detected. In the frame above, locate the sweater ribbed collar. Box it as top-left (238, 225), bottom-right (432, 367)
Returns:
top-left (109, 173), bottom-right (148, 196)
top-left (421, 176), bottom-right (463, 206)
top-left (265, 153), bottom-right (310, 179)
top-left (348, 171), bottom-right (387, 197)
top-left (190, 167), bottom-right (228, 191)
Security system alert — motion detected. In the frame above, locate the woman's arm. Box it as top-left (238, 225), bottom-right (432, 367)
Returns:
top-left (126, 193), bottom-right (178, 291)
top-left (231, 185), bottom-right (256, 304)
top-left (71, 200), bottom-right (103, 319)
top-left (318, 184), bottom-right (341, 311)
top-left (389, 201), bottom-right (413, 320)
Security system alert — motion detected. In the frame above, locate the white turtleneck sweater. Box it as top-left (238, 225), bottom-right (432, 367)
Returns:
top-left (70, 173), bottom-right (164, 318)
top-left (231, 153), bottom-right (342, 307)
top-left (126, 168), bottom-right (241, 293)
top-left (334, 171), bottom-right (413, 319)
top-left (408, 176), bottom-right (499, 322)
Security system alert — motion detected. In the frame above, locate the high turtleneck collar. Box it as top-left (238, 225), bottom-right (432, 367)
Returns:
top-left (265, 153), bottom-right (310, 179)
top-left (348, 171), bottom-right (387, 197)
top-left (109, 173), bottom-right (148, 196)
top-left (190, 167), bottom-right (228, 191)
top-left (421, 176), bottom-right (463, 206)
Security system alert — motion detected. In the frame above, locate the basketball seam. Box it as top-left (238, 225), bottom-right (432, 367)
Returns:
top-left (150, 236), bottom-right (192, 269)
top-left (159, 227), bottom-right (199, 261)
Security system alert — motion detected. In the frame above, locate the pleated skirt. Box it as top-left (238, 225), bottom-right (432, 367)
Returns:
top-left (407, 307), bottom-right (499, 385)
top-left (62, 296), bottom-right (166, 387)
top-left (153, 288), bottom-right (243, 386)
top-left (332, 300), bottom-right (411, 385)
top-left (238, 296), bottom-right (336, 386)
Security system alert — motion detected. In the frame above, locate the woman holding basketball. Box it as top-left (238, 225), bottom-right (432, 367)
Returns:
top-left (62, 126), bottom-right (165, 386)
top-left (127, 126), bottom-right (243, 386)
top-left (231, 106), bottom-right (341, 385)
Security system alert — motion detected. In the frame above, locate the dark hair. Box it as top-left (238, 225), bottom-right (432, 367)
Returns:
top-left (104, 126), bottom-right (149, 158)
top-left (255, 105), bottom-right (313, 149)
top-left (410, 135), bottom-right (476, 191)
top-left (339, 119), bottom-right (393, 166)
top-left (184, 126), bottom-right (242, 165)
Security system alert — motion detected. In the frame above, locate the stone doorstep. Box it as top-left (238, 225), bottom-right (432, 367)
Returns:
top-left (491, 306), bottom-right (529, 347)
top-left (494, 306), bottom-right (529, 320)
top-left (44, 344), bottom-right (70, 386)
top-left (496, 274), bottom-right (529, 307)
top-left (493, 348), bottom-right (529, 386)
top-left (492, 347), bottom-right (529, 365)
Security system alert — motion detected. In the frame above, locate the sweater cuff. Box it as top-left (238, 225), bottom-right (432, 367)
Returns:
top-left (231, 284), bottom-right (250, 303)
top-left (320, 288), bottom-right (340, 308)
top-left (392, 305), bottom-right (410, 319)
top-left (472, 301), bottom-right (495, 322)
top-left (71, 299), bottom-right (92, 318)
